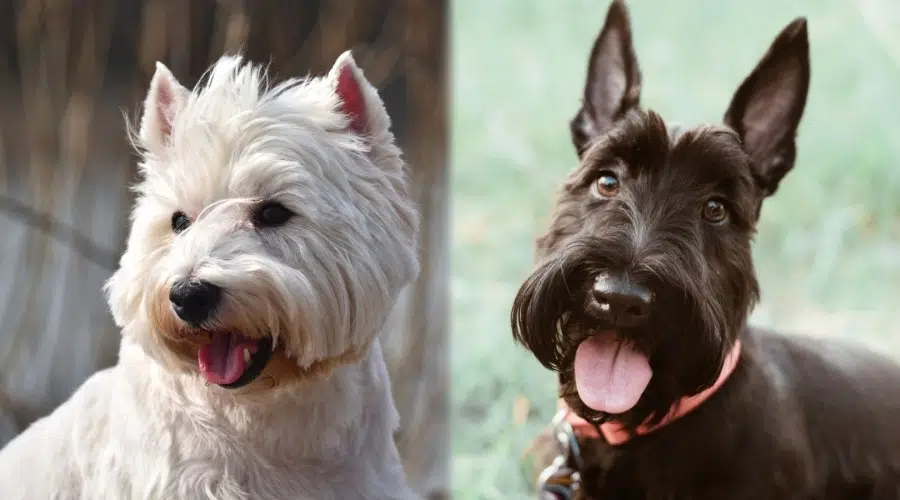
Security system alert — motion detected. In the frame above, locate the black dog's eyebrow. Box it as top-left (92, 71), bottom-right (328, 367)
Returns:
top-left (566, 153), bottom-right (621, 190)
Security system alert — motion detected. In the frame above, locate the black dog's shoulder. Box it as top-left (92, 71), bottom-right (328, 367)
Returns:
top-left (753, 327), bottom-right (900, 387)
top-left (753, 330), bottom-right (900, 470)
top-left (752, 328), bottom-right (900, 420)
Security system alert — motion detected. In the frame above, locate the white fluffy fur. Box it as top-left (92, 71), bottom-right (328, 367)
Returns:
top-left (0, 51), bottom-right (420, 500)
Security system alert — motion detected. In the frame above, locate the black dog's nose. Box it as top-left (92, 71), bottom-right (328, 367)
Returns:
top-left (590, 274), bottom-right (654, 327)
top-left (169, 279), bottom-right (222, 327)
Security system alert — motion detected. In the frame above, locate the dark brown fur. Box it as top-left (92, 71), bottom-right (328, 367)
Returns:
top-left (511, 2), bottom-right (900, 498)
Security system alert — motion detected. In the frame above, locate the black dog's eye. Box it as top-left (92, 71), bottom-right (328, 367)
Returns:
top-left (253, 201), bottom-right (293, 228)
top-left (171, 211), bottom-right (191, 233)
top-left (591, 171), bottom-right (620, 198)
top-left (701, 198), bottom-right (729, 224)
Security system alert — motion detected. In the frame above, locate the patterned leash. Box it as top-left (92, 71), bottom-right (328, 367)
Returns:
top-left (534, 408), bottom-right (586, 500)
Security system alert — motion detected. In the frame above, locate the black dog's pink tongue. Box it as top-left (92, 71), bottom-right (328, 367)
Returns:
top-left (198, 332), bottom-right (259, 385)
top-left (574, 330), bottom-right (653, 414)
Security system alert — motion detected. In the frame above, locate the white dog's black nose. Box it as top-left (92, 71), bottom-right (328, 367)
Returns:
top-left (169, 280), bottom-right (222, 327)
top-left (590, 274), bottom-right (654, 328)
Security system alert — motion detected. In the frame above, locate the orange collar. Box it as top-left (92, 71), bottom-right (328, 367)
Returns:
top-left (561, 339), bottom-right (742, 446)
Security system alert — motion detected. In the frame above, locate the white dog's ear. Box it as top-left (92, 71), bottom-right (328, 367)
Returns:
top-left (329, 51), bottom-right (392, 137)
top-left (139, 62), bottom-right (190, 151)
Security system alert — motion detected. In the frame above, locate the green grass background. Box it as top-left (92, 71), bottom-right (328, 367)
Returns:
top-left (450, 0), bottom-right (900, 498)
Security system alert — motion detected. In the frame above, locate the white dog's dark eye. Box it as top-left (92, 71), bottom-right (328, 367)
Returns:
top-left (171, 211), bottom-right (191, 233)
top-left (254, 202), bottom-right (293, 228)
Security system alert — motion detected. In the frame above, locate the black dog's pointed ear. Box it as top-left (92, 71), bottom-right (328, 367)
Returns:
top-left (570, 0), bottom-right (642, 157)
top-left (724, 18), bottom-right (810, 198)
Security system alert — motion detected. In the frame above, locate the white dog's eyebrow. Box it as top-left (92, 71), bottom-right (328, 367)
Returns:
top-left (196, 197), bottom-right (256, 221)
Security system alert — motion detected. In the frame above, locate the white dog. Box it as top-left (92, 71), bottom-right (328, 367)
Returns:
top-left (0, 51), bottom-right (420, 500)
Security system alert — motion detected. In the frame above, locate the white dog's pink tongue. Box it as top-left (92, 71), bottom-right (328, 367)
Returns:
top-left (574, 331), bottom-right (653, 414)
top-left (198, 333), bottom-right (258, 385)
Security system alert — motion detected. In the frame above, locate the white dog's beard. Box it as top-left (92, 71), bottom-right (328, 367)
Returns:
top-left (197, 332), bottom-right (275, 388)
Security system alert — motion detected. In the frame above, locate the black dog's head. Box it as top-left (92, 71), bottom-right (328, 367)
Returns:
top-left (511, 0), bottom-right (810, 431)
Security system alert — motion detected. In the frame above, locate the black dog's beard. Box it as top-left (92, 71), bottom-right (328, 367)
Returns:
top-left (511, 238), bottom-right (743, 431)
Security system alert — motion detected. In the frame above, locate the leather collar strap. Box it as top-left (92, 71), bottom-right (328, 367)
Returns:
top-left (561, 339), bottom-right (742, 446)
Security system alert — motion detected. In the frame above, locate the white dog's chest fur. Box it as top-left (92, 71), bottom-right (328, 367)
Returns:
top-left (0, 340), bottom-right (415, 500)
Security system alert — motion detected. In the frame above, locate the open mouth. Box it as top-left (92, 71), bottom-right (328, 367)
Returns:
top-left (573, 330), bottom-right (653, 415)
top-left (197, 332), bottom-right (274, 389)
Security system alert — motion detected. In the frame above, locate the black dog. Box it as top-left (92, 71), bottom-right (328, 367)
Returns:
top-left (512, 1), bottom-right (900, 498)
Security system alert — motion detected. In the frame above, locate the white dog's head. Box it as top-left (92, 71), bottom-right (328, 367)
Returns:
top-left (105, 53), bottom-right (419, 391)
